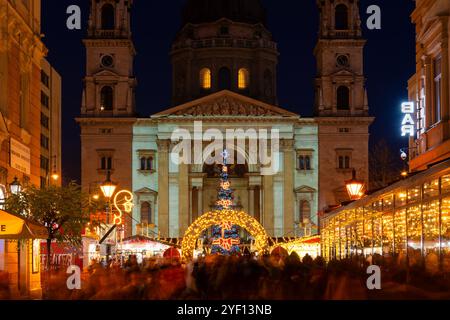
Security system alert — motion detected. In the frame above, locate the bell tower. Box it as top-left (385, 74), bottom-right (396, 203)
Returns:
top-left (314, 0), bottom-right (374, 212)
top-left (77, 0), bottom-right (137, 238)
top-left (82, 0), bottom-right (136, 116)
top-left (314, 0), bottom-right (368, 117)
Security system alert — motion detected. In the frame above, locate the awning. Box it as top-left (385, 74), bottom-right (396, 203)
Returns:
top-left (0, 210), bottom-right (48, 239)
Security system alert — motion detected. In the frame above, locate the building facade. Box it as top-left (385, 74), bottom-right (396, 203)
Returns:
top-left (314, 0), bottom-right (374, 212)
top-left (79, 0), bottom-right (372, 240)
top-left (321, 0), bottom-right (450, 271)
top-left (408, 0), bottom-right (450, 171)
top-left (76, 0), bottom-right (137, 236)
top-left (40, 58), bottom-right (61, 187)
top-left (0, 0), bottom-right (48, 298)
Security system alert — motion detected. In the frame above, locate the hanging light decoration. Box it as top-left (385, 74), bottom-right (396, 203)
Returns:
top-left (100, 170), bottom-right (117, 199)
top-left (345, 169), bottom-right (365, 201)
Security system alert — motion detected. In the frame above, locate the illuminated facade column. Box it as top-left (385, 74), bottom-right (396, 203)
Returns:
top-left (283, 139), bottom-right (295, 236)
top-left (178, 162), bottom-right (189, 235)
top-left (441, 20), bottom-right (449, 131)
top-left (423, 56), bottom-right (433, 129)
top-left (248, 175), bottom-right (262, 221)
top-left (263, 175), bottom-right (274, 236)
top-left (190, 176), bottom-right (204, 222)
top-left (157, 139), bottom-right (170, 237)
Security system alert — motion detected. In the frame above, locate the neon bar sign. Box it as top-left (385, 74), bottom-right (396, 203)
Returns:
top-left (401, 102), bottom-right (415, 137)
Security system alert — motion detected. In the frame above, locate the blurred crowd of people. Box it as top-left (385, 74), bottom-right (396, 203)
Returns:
top-left (34, 253), bottom-right (450, 300)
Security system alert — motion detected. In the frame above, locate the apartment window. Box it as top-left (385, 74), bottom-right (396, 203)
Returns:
top-left (0, 185), bottom-right (5, 210)
top-left (40, 134), bottom-right (49, 150)
top-left (433, 56), bottom-right (442, 124)
top-left (140, 157), bottom-right (154, 171)
top-left (41, 91), bottom-right (49, 109)
top-left (100, 128), bottom-right (113, 134)
top-left (338, 155), bottom-right (351, 169)
top-left (100, 157), bottom-right (112, 170)
top-left (339, 128), bottom-right (351, 133)
top-left (297, 151), bottom-right (313, 171)
top-left (41, 70), bottom-right (49, 88)
top-left (140, 202), bottom-right (152, 224)
top-left (41, 113), bottom-right (49, 129)
top-left (40, 156), bottom-right (49, 171)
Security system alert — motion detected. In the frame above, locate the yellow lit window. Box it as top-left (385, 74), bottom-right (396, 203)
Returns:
top-left (200, 68), bottom-right (211, 89)
top-left (238, 68), bottom-right (249, 89)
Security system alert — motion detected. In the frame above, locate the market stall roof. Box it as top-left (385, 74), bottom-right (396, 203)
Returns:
top-left (0, 210), bottom-right (48, 239)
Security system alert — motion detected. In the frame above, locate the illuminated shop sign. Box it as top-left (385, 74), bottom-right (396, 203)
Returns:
top-left (401, 102), bottom-right (415, 137)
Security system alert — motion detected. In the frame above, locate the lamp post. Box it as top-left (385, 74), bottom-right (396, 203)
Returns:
top-left (9, 177), bottom-right (22, 195)
top-left (345, 169), bottom-right (365, 201)
top-left (100, 171), bottom-right (117, 262)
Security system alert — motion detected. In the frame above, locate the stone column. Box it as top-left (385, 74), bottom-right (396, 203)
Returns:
top-left (157, 140), bottom-right (170, 237)
top-left (248, 186), bottom-right (255, 216)
top-left (178, 162), bottom-right (189, 236)
top-left (283, 139), bottom-right (295, 237)
top-left (263, 175), bottom-right (274, 236)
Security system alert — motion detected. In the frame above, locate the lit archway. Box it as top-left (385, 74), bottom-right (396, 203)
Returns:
top-left (181, 209), bottom-right (269, 260)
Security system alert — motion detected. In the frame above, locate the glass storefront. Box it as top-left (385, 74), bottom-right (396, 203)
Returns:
top-left (321, 164), bottom-right (450, 271)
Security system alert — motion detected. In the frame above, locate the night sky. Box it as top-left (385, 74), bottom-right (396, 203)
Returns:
top-left (41, 0), bottom-right (416, 183)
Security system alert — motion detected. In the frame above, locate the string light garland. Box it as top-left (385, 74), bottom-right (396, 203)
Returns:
top-left (181, 209), bottom-right (269, 261)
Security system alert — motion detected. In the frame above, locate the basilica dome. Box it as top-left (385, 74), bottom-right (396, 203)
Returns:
top-left (181, 0), bottom-right (267, 26)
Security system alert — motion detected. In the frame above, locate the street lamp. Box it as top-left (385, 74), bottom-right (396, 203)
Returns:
top-left (100, 171), bottom-right (117, 199)
top-left (9, 177), bottom-right (22, 195)
top-left (345, 169), bottom-right (365, 201)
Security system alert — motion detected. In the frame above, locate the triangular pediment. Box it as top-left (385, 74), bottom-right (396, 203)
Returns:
top-left (331, 69), bottom-right (356, 77)
top-left (93, 70), bottom-right (120, 77)
top-left (135, 187), bottom-right (158, 195)
top-left (153, 90), bottom-right (299, 118)
top-left (295, 185), bottom-right (317, 193)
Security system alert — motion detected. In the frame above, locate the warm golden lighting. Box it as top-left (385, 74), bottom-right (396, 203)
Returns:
top-left (200, 68), bottom-right (211, 89)
top-left (181, 209), bottom-right (269, 261)
top-left (113, 190), bottom-right (134, 225)
top-left (51, 173), bottom-right (60, 181)
top-left (92, 194), bottom-right (100, 200)
top-left (345, 169), bottom-right (365, 200)
top-left (238, 68), bottom-right (249, 89)
top-left (100, 171), bottom-right (117, 199)
top-left (401, 170), bottom-right (408, 177)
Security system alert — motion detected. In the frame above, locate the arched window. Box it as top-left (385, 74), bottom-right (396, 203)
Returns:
top-left (101, 4), bottom-right (115, 30)
top-left (238, 68), bottom-right (249, 90)
top-left (300, 201), bottom-right (311, 224)
top-left (101, 86), bottom-right (114, 111)
top-left (264, 69), bottom-right (273, 97)
top-left (335, 4), bottom-right (349, 30)
top-left (0, 185), bottom-right (5, 210)
top-left (218, 67), bottom-right (231, 90)
top-left (200, 68), bottom-right (211, 90)
top-left (337, 86), bottom-right (350, 110)
top-left (140, 202), bottom-right (152, 224)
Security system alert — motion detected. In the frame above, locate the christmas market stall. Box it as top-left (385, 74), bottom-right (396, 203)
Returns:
top-left (0, 209), bottom-right (48, 298)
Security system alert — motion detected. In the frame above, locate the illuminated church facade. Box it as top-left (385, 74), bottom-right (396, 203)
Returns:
top-left (77, 0), bottom-right (373, 238)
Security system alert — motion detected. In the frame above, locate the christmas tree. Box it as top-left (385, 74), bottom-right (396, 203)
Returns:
top-left (210, 150), bottom-right (241, 255)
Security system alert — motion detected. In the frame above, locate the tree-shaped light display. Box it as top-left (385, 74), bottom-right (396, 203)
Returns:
top-left (210, 150), bottom-right (241, 255)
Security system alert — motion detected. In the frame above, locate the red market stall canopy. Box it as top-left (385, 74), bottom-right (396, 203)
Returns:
top-left (0, 210), bottom-right (48, 239)
top-left (163, 247), bottom-right (181, 259)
